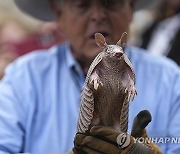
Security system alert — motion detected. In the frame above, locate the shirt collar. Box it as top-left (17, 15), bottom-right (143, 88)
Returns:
top-left (65, 42), bottom-right (78, 69)
top-left (64, 42), bottom-right (85, 82)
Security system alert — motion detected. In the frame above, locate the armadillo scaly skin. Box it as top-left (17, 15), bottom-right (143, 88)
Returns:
top-left (77, 32), bottom-right (137, 133)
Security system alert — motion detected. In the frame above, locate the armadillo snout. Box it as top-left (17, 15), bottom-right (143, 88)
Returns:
top-left (115, 52), bottom-right (123, 58)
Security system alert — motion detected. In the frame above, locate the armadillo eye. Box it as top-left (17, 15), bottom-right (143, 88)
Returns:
top-left (105, 48), bottom-right (110, 53)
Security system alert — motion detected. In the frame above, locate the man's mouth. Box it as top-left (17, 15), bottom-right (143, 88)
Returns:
top-left (90, 32), bottom-right (109, 39)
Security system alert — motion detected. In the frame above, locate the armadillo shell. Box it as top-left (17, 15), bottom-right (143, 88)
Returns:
top-left (119, 98), bottom-right (129, 132)
top-left (77, 85), bottom-right (94, 133)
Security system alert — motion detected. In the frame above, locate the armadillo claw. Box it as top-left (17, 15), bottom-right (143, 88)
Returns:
top-left (94, 79), bottom-right (99, 90)
top-left (90, 77), bottom-right (103, 90)
top-left (89, 72), bottom-right (103, 90)
top-left (93, 79), bottom-right (103, 90)
top-left (125, 87), bottom-right (128, 93)
top-left (125, 86), bottom-right (137, 102)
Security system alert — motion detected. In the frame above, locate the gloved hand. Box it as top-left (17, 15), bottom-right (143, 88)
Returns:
top-left (73, 126), bottom-right (162, 154)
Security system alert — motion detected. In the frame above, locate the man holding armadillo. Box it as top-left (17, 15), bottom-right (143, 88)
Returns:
top-left (0, 0), bottom-right (179, 153)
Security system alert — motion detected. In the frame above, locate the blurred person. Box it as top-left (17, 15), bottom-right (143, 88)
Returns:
top-left (139, 0), bottom-right (180, 65)
top-left (0, 12), bottom-right (64, 79)
top-left (3, 22), bottom-right (64, 57)
top-left (0, 11), bottom-right (34, 79)
top-left (0, 11), bottom-right (33, 44)
top-left (0, 0), bottom-right (179, 153)
top-left (0, 47), bottom-right (18, 79)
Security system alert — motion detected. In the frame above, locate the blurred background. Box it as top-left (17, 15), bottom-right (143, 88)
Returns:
top-left (0, 0), bottom-right (179, 79)
top-left (0, 0), bottom-right (65, 79)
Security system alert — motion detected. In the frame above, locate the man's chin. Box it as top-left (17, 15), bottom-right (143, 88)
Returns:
top-left (87, 39), bottom-right (98, 46)
top-left (81, 47), bottom-right (101, 63)
top-left (87, 50), bottom-right (101, 61)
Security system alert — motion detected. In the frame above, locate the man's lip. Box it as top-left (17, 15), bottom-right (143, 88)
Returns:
top-left (89, 32), bottom-right (110, 39)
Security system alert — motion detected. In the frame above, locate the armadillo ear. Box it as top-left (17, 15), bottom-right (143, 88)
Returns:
top-left (95, 33), bottom-right (107, 48)
top-left (117, 32), bottom-right (128, 48)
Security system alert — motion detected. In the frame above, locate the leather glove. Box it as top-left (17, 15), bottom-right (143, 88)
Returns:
top-left (73, 126), bottom-right (162, 154)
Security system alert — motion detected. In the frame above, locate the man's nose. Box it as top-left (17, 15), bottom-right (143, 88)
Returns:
top-left (90, 5), bottom-right (107, 22)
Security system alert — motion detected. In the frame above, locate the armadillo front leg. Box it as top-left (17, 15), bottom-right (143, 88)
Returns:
top-left (125, 75), bottom-right (137, 102)
top-left (89, 71), bottom-right (103, 90)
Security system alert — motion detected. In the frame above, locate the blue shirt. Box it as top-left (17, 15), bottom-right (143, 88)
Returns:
top-left (0, 43), bottom-right (180, 154)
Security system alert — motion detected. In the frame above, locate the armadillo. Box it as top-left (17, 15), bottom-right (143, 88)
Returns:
top-left (77, 32), bottom-right (137, 134)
